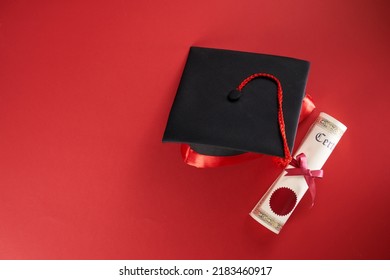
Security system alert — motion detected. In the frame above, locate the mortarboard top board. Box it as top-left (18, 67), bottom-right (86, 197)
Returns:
top-left (163, 46), bottom-right (310, 159)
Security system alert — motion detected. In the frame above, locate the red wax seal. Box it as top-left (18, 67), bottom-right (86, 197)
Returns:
top-left (269, 187), bottom-right (297, 216)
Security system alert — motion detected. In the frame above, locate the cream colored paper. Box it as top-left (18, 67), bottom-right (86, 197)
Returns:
top-left (250, 112), bottom-right (347, 234)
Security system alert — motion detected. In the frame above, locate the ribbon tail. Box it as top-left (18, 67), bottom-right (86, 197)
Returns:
top-left (305, 176), bottom-right (316, 208)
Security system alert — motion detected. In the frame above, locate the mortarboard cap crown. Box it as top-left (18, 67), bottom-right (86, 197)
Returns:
top-left (163, 47), bottom-right (310, 159)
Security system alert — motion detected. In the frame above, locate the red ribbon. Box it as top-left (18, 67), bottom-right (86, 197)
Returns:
top-left (299, 94), bottom-right (315, 123)
top-left (285, 153), bottom-right (323, 206)
top-left (181, 95), bottom-right (315, 168)
top-left (181, 144), bottom-right (262, 168)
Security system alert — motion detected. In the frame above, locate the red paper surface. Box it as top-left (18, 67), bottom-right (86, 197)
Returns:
top-left (0, 0), bottom-right (389, 259)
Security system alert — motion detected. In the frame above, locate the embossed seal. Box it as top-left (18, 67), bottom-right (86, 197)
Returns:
top-left (269, 187), bottom-right (297, 216)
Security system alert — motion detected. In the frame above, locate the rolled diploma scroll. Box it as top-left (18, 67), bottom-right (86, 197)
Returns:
top-left (250, 112), bottom-right (347, 234)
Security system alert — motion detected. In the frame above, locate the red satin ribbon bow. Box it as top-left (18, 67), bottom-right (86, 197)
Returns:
top-left (285, 153), bottom-right (323, 206)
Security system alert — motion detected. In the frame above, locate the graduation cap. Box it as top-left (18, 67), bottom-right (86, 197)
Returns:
top-left (163, 47), bottom-right (311, 167)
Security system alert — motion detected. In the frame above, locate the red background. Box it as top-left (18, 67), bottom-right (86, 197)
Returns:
top-left (1, 0), bottom-right (389, 259)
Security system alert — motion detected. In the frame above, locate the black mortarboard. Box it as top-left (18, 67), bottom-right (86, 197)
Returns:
top-left (163, 47), bottom-right (310, 159)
